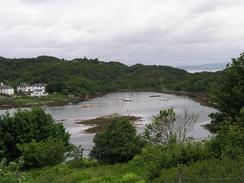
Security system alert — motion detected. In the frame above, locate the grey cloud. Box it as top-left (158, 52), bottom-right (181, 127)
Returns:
top-left (0, 0), bottom-right (243, 66)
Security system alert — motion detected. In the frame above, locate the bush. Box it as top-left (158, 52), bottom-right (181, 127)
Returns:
top-left (90, 118), bottom-right (144, 164)
top-left (66, 158), bottom-right (97, 169)
top-left (208, 125), bottom-right (244, 159)
top-left (131, 143), bottom-right (211, 180)
top-left (17, 138), bottom-right (65, 168)
top-left (119, 173), bottom-right (145, 183)
top-left (0, 108), bottom-right (70, 161)
top-left (0, 158), bottom-right (26, 183)
top-left (155, 157), bottom-right (244, 183)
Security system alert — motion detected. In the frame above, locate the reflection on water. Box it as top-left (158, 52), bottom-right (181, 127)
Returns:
top-left (0, 92), bottom-right (217, 156)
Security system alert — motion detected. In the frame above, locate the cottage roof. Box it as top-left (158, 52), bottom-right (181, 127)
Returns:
top-left (18, 83), bottom-right (31, 87)
top-left (32, 83), bottom-right (47, 87)
top-left (33, 89), bottom-right (44, 92)
top-left (0, 84), bottom-right (13, 90)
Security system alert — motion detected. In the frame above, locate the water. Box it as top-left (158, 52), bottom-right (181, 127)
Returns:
top-left (0, 92), bottom-right (217, 156)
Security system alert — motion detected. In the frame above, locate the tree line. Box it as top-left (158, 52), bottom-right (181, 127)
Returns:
top-left (0, 56), bottom-right (222, 97)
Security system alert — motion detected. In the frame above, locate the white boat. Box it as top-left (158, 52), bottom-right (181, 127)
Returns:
top-left (123, 90), bottom-right (132, 102)
top-left (82, 103), bottom-right (93, 108)
top-left (160, 96), bottom-right (169, 101)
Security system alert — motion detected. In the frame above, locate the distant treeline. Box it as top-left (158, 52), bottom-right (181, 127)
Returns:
top-left (0, 56), bottom-right (223, 96)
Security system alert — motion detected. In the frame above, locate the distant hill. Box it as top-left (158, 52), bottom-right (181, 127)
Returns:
top-left (178, 63), bottom-right (227, 73)
top-left (0, 56), bottom-right (223, 95)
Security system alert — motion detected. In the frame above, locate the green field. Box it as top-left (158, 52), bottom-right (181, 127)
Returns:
top-left (0, 93), bottom-right (77, 108)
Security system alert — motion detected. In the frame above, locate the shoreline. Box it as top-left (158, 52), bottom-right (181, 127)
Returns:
top-left (0, 90), bottom-right (213, 110)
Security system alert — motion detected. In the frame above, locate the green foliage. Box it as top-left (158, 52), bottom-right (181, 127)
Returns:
top-left (17, 138), bottom-right (66, 168)
top-left (26, 141), bottom-right (239, 183)
top-left (0, 158), bottom-right (26, 183)
top-left (145, 108), bottom-right (176, 144)
top-left (145, 108), bottom-right (198, 144)
top-left (90, 118), bottom-right (144, 164)
top-left (0, 108), bottom-right (70, 161)
top-left (66, 158), bottom-right (97, 169)
top-left (209, 53), bottom-right (244, 122)
top-left (131, 143), bottom-right (211, 180)
top-left (208, 125), bottom-right (244, 159)
top-left (119, 173), bottom-right (145, 183)
top-left (155, 157), bottom-right (244, 183)
top-left (0, 56), bottom-right (221, 98)
top-left (206, 53), bottom-right (244, 132)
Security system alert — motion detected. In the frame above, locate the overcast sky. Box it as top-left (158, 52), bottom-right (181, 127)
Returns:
top-left (0, 0), bottom-right (244, 66)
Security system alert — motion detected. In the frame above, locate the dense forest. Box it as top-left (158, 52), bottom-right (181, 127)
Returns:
top-left (0, 56), bottom-right (223, 97)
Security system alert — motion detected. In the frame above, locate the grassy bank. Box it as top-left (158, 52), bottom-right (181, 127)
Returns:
top-left (0, 93), bottom-right (80, 109)
top-left (25, 151), bottom-right (244, 183)
top-left (0, 89), bottom-right (212, 110)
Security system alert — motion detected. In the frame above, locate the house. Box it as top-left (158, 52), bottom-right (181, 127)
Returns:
top-left (31, 89), bottom-right (48, 97)
top-left (17, 83), bottom-right (32, 93)
top-left (31, 83), bottom-right (47, 92)
top-left (30, 83), bottom-right (48, 97)
top-left (17, 83), bottom-right (48, 97)
top-left (0, 82), bottom-right (14, 95)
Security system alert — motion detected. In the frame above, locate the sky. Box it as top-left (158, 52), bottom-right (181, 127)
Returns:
top-left (0, 0), bottom-right (244, 66)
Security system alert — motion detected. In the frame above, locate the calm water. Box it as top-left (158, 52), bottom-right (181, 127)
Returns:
top-left (0, 92), bottom-right (217, 156)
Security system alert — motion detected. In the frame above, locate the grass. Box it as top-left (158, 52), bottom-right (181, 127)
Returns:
top-left (25, 160), bottom-right (144, 183)
top-left (0, 93), bottom-right (77, 108)
top-left (24, 142), bottom-right (244, 183)
top-left (25, 157), bottom-right (244, 183)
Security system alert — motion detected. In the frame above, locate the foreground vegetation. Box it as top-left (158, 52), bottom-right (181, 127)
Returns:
top-left (0, 53), bottom-right (243, 182)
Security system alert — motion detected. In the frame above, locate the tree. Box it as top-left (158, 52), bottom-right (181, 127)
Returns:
top-left (90, 118), bottom-right (144, 164)
top-left (208, 53), bottom-right (244, 130)
top-left (0, 108), bottom-right (70, 161)
top-left (17, 138), bottom-right (66, 168)
top-left (144, 108), bottom-right (198, 144)
top-left (210, 53), bottom-right (244, 119)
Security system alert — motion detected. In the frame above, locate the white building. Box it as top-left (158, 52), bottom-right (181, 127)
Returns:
top-left (31, 84), bottom-right (48, 97)
top-left (31, 89), bottom-right (48, 97)
top-left (31, 83), bottom-right (47, 92)
top-left (17, 83), bottom-right (32, 93)
top-left (17, 83), bottom-right (48, 97)
top-left (0, 82), bottom-right (14, 95)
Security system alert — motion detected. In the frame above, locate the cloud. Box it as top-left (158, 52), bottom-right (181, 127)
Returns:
top-left (0, 0), bottom-right (243, 66)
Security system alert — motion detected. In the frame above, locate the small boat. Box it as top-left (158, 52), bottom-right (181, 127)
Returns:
top-left (160, 97), bottom-right (169, 101)
top-left (123, 90), bottom-right (132, 102)
top-left (123, 98), bottom-right (132, 102)
top-left (82, 103), bottom-right (93, 108)
top-left (149, 95), bottom-right (161, 98)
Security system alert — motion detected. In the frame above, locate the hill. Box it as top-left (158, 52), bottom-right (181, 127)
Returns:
top-left (0, 56), bottom-right (222, 97)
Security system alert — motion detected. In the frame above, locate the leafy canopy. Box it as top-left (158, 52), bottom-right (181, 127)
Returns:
top-left (0, 107), bottom-right (70, 161)
top-left (145, 108), bottom-right (198, 144)
top-left (90, 118), bottom-right (144, 164)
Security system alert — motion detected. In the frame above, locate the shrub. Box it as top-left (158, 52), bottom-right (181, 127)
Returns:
top-left (66, 158), bottom-right (97, 169)
top-left (131, 143), bottom-right (211, 180)
top-left (90, 118), bottom-right (144, 164)
top-left (0, 158), bottom-right (26, 183)
top-left (0, 108), bottom-right (70, 161)
top-left (155, 157), bottom-right (244, 183)
top-left (208, 125), bottom-right (244, 159)
top-left (17, 138), bottom-right (65, 168)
